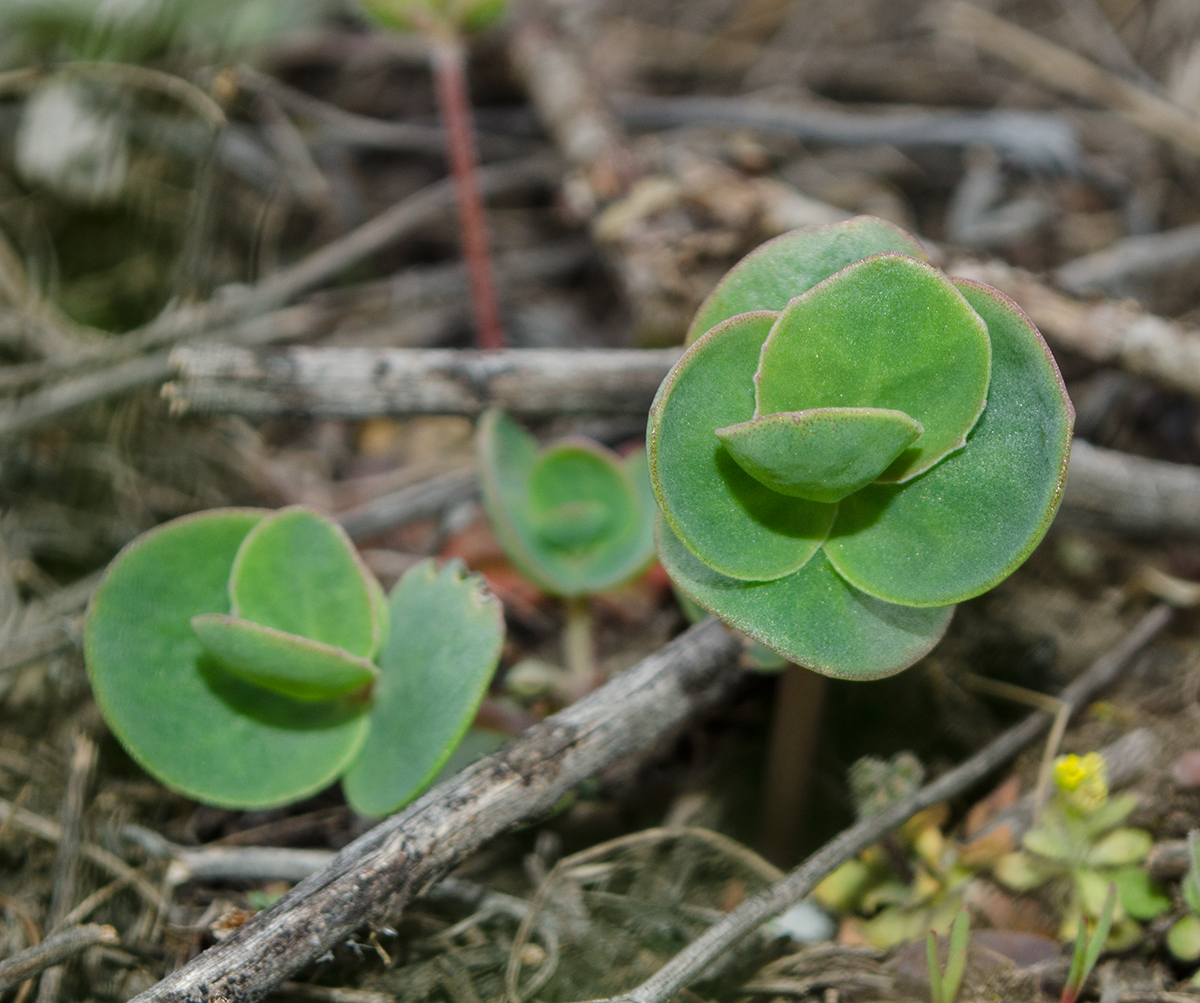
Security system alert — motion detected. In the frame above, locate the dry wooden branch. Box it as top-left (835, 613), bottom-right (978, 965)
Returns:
top-left (163, 347), bottom-right (681, 419)
top-left (1055, 222), bottom-right (1200, 295)
top-left (947, 257), bottom-right (1200, 399)
top-left (943, 3), bottom-right (1200, 159)
top-left (336, 468), bottom-right (478, 542)
top-left (0, 157), bottom-right (559, 438)
top-left (0, 925), bottom-right (118, 993)
top-left (1062, 440), bottom-right (1200, 538)
top-left (620, 97), bottom-right (1079, 172)
top-left (600, 603), bottom-right (1172, 1003)
top-left (129, 617), bottom-right (743, 1003)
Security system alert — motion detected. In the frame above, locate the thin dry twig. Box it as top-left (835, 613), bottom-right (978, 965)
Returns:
top-left (127, 618), bottom-right (743, 1002)
top-left (0, 926), bottom-right (118, 994)
top-left (944, 2), bottom-right (1200, 158)
top-left (596, 603), bottom-right (1173, 1003)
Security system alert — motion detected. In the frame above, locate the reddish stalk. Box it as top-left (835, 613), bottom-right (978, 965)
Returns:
top-left (431, 39), bottom-right (506, 350)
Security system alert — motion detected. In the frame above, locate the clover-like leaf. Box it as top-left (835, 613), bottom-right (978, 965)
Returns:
top-left (688, 215), bottom-right (927, 343)
top-left (1169, 915), bottom-right (1200, 962)
top-left (230, 505), bottom-right (384, 659)
top-left (649, 312), bottom-right (835, 581)
top-left (342, 559), bottom-right (504, 817)
top-left (716, 408), bottom-right (923, 503)
top-left (476, 410), bottom-right (655, 596)
top-left (657, 515), bottom-right (952, 680)
top-left (85, 510), bottom-right (369, 809)
top-left (190, 614), bottom-right (378, 702)
top-left (755, 254), bottom-right (990, 483)
top-left (994, 851), bottom-right (1061, 892)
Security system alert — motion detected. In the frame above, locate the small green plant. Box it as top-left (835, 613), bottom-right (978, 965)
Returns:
top-left (648, 216), bottom-right (1074, 678)
top-left (476, 409), bottom-right (656, 693)
top-left (994, 753), bottom-right (1168, 944)
top-left (926, 907), bottom-right (969, 1003)
top-left (84, 506), bottom-right (504, 816)
top-left (359, 0), bottom-right (507, 350)
top-left (1061, 882), bottom-right (1117, 1003)
top-left (814, 754), bottom-right (974, 948)
top-left (1166, 830), bottom-right (1200, 981)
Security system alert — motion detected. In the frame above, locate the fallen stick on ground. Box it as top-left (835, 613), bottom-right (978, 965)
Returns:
top-left (594, 602), bottom-right (1172, 1003)
top-left (336, 468), bottom-right (479, 542)
top-left (1056, 222), bottom-right (1200, 296)
top-left (947, 257), bottom-right (1200, 400)
top-left (128, 617), bottom-right (744, 1003)
top-left (619, 96), bottom-right (1079, 172)
top-left (943, 2), bottom-right (1200, 159)
top-left (0, 156), bottom-right (559, 438)
top-left (163, 346), bottom-right (682, 419)
top-left (1062, 440), bottom-right (1200, 538)
top-left (0, 925), bottom-right (118, 993)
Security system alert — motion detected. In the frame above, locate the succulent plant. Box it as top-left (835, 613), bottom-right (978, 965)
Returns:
top-left (85, 506), bottom-right (504, 816)
top-left (1165, 830), bottom-right (1200, 976)
top-left (994, 752), bottom-right (1168, 944)
top-left (648, 216), bottom-right (1074, 679)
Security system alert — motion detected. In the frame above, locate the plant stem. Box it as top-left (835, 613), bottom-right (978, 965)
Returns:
top-left (431, 38), bottom-right (506, 350)
top-left (563, 596), bottom-right (596, 698)
top-left (760, 664), bottom-right (826, 866)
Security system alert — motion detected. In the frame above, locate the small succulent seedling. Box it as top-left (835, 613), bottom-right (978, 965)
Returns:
top-left (648, 216), bottom-right (1073, 678)
top-left (1166, 830), bottom-right (1200, 980)
top-left (85, 506), bottom-right (504, 816)
top-left (995, 753), bottom-right (1168, 944)
top-left (359, 0), bottom-right (508, 350)
top-left (476, 409), bottom-right (656, 692)
top-left (926, 907), bottom-right (969, 1003)
top-left (1060, 882), bottom-right (1117, 1003)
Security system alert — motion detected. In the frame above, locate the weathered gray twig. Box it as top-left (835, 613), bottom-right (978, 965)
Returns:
top-left (948, 257), bottom-right (1200, 400)
top-left (129, 617), bottom-right (743, 1003)
top-left (619, 96), bottom-right (1079, 172)
top-left (1056, 222), bottom-right (1200, 295)
top-left (0, 925), bottom-right (118, 993)
top-left (1062, 439), bottom-right (1200, 538)
top-left (0, 156), bottom-right (559, 437)
top-left (36, 733), bottom-right (98, 1002)
top-left (337, 468), bottom-right (478, 542)
top-left (600, 603), bottom-right (1172, 1003)
top-left (163, 347), bottom-right (681, 419)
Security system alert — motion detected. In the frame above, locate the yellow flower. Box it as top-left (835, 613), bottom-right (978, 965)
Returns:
top-left (1054, 752), bottom-right (1108, 812)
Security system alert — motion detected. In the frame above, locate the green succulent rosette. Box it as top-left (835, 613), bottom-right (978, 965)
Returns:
top-left (649, 217), bottom-right (1074, 679)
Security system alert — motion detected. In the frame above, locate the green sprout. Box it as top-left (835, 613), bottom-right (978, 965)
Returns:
top-left (84, 506), bottom-right (504, 816)
top-left (476, 410), bottom-right (656, 695)
top-left (648, 216), bottom-right (1074, 679)
top-left (1166, 830), bottom-right (1200, 982)
top-left (1061, 882), bottom-right (1117, 1003)
top-left (994, 752), bottom-right (1169, 945)
top-left (926, 907), bottom-right (969, 1003)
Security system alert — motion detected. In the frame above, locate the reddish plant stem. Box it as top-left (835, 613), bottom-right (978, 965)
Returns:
top-left (432, 39), bottom-right (506, 350)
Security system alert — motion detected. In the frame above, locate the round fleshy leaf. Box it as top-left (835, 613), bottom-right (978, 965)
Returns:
top-left (528, 442), bottom-right (632, 551)
top-left (191, 614), bottom-right (378, 702)
top-left (230, 506), bottom-right (381, 659)
top-left (656, 516), bottom-right (954, 680)
top-left (342, 559), bottom-right (504, 818)
top-left (648, 312), bottom-right (836, 582)
top-left (755, 254), bottom-right (991, 482)
top-left (688, 215), bottom-right (928, 343)
top-left (716, 408), bottom-right (922, 503)
top-left (824, 280), bottom-right (1073, 607)
top-left (476, 411), bottom-right (656, 596)
top-left (84, 510), bottom-right (369, 809)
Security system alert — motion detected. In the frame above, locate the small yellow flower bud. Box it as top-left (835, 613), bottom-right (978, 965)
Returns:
top-left (1054, 752), bottom-right (1108, 813)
